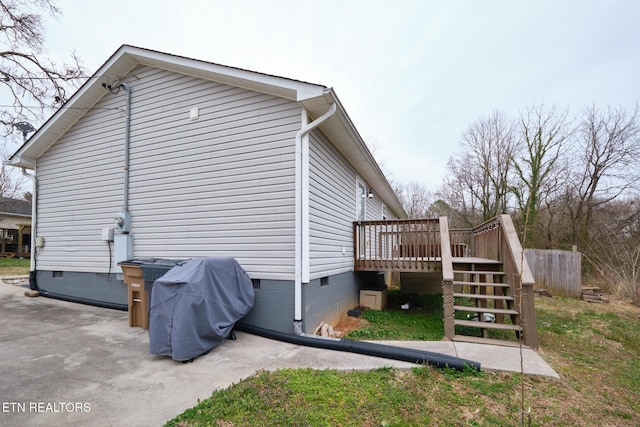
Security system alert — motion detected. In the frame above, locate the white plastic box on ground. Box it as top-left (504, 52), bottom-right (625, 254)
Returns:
top-left (359, 288), bottom-right (387, 310)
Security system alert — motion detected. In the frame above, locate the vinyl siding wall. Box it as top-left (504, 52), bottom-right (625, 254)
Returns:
top-left (36, 91), bottom-right (125, 272)
top-left (308, 130), bottom-right (386, 279)
top-left (36, 65), bottom-right (301, 280)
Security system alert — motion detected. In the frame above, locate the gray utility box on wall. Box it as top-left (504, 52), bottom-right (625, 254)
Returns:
top-left (114, 234), bottom-right (133, 273)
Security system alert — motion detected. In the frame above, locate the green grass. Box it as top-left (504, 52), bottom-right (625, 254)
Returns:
top-left (0, 257), bottom-right (30, 276)
top-left (166, 296), bottom-right (640, 426)
top-left (167, 367), bottom-right (514, 427)
top-left (345, 291), bottom-right (444, 341)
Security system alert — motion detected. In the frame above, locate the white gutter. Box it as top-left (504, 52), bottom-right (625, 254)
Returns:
top-left (293, 102), bottom-right (336, 334)
top-left (10, 156), bottom-right (36, 169)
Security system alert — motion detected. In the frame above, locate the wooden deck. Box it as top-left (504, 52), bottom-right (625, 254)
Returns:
top-left (353, 215), bottom-right (539, 349)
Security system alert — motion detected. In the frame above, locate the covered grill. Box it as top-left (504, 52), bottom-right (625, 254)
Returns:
top-left (149, 257), bottom-right (255, 361)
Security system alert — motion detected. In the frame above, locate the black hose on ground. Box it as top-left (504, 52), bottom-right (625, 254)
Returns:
top-left (234, 323), bottom-right (481, 372)
top-left (29, 272), bottom-right (128, 310)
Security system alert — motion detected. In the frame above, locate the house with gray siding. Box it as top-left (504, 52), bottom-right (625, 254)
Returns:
top-left (9, 45), bottom-right (405, 334)
top-left (0, 197), bottom-right (32, 257)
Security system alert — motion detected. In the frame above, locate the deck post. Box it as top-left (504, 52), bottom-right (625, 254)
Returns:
top-left (521, 284), bottom-right (538, 348)
top-left (353, 221), bottom-right (359, 269)
top-left (439, 217), bottom-right (455, 340)
top-left (442, 280), bottom-right (455, 340)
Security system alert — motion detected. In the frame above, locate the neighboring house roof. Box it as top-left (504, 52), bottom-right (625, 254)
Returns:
top-left (9, 45), bottom-right (406, 217)
top-left (0, 197), bottom-right (32, 217)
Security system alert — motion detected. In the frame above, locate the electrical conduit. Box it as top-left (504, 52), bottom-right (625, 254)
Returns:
top-left (121, 83), bottom-right (131, 212)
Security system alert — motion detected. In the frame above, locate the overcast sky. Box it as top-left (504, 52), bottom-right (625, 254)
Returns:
top-left (39, 0), bottom-right (640, 191)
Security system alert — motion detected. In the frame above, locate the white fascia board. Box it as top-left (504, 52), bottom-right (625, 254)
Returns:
top-left (123, 46), bottom-right (326, 102)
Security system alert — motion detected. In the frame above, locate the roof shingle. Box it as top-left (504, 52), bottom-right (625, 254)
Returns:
top-left (0, 198), bottom-right (32, 216)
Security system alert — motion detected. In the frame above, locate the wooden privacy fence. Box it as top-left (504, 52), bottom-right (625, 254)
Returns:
top-left (524, 249), bottom-right (582, 298)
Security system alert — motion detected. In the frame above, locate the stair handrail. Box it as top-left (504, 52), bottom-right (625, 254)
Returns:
top-left (439, 216), bottom-right (454, 282)
top-left (496, 214), bottom-right (538, 349)
top-left (439, 216), bottom-right (456, 340)
top-left (496, 214), bottom-right (535, 286)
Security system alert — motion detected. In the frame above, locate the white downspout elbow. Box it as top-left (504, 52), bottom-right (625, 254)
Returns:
top-left (293, 102), bottom-right (336, 335)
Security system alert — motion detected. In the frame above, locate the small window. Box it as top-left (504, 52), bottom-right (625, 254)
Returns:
top-left (320, 277), bottom-right (329, 287)
top-left (1, 229), bottom-right (17, 242)
top-left (53, 271), bottom-right (63, 278)
top-left (382, 205), bottom-right (388, 220)
top-left (251, 279), bottom-right (261, 289)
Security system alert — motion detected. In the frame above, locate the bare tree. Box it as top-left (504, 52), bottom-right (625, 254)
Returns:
top-left (511, 104), bottom-right (571, 235)
top-left (524, 153), bottom-right (577, 249)
top-left (441, 157), bottom-right (484, 226)
top-left (567, 105), bottom-right (640, 246)
top-left (394, 181), bottom-right (435, 218)
top-left (0, 146), bottom-right (26, 197)
top-left (443, 111), bottom-right (518, 224)
top-left (1, 0), bottom-right (85, 199)
top-left (438, 103), bottom-right (640, 300)
top-left (584, 197), bottom-right (640, 304)
top-left (1, 0), bottom-right (86, 135)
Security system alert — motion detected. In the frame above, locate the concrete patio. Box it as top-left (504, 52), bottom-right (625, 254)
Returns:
top-left (0, 279), bottom-right (557, 427)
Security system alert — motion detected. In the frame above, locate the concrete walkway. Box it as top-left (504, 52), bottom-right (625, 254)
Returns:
top-left (0, 279), bottom-right (558, 427)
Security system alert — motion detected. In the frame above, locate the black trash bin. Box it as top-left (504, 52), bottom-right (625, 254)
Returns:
top-left (119, 258), bottom-right (185, 329)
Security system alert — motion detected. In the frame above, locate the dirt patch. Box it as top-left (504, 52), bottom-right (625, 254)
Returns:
top-left (333, 313), bottom-right (370, 336)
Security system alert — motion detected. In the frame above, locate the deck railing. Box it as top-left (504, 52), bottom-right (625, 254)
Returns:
top-left (448, 228), bottom-right (473, 257)
top-left (353, 218), bottom-right (443, 272)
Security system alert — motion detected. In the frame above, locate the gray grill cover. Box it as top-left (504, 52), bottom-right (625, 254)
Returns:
top-left (149, 257), bottom-right (255, 361)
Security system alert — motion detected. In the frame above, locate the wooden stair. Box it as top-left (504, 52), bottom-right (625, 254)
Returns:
top-left (449, 258), bottom-right (525, 347)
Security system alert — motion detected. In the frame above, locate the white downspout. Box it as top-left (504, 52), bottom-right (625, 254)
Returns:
top-left (293, 102), bottom-right (336, 334)
top-left (22, 167), bottom-right (37, 273)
